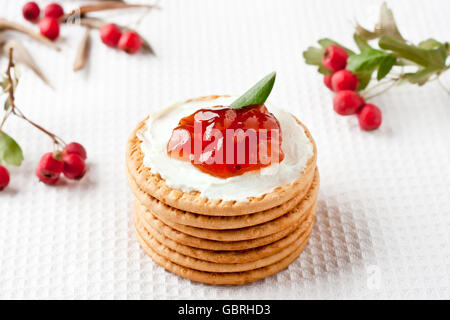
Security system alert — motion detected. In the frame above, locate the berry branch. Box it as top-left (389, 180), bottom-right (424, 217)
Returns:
top-left (303, 2), bottom-right (449, 131)
top-left (2, 48), bottom-right (65, 148)
top-left (0, 48), bottom-right (87, 191)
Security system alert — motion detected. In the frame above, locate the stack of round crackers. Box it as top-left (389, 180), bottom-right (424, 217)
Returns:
top-left (126, 118), bottom-right (319, 285)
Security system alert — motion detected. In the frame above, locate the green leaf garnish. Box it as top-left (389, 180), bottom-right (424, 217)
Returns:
top-left (0, 131), bottom-right (24, 166)
top-left (230, 72), bottom-right (276, 109)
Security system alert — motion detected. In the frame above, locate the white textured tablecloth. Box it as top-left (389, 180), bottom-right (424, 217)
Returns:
top-left (0, 0), bottom-right (449, 299)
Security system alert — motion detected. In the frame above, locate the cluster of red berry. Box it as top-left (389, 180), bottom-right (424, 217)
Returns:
top-left (0, 142), bottom-right (87, 190)
top-left (22, 2), bottom-right (63, 41)
top-left (36, 142), bottom-right (87, 185)
top-left (99, 24), bottom-right (142, 54)
top-left (22, 1), bottom-right (142, 54)
top-left (322, 45), bottom-right (382, 131)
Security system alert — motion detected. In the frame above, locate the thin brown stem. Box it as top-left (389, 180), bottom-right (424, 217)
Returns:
top-left (3, 48), bottom-right (66, 148)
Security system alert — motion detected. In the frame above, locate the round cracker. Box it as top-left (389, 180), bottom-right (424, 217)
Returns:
top-left (134, 209), bottom-right (314, 264)
top-left (127, 166), bottom-right (315, 229)
top-left (135, 225), bottom-right (311, 285)
top-left (125, 97), bottom-right (317, 216)
top-left (135, 216), bottom-right (313, 273)
top-left (136, 208), bottom-right (301, 251)
top-left (135, 169), bottom-right (319, 241)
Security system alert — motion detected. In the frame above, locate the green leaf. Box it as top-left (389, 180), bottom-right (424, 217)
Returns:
top-left (354, 70), bottom-right (373, 91)
top-left (376, 2), bottom-right (405, 42)
top-left (230, 72), bottom-right (276, 109)
top-left (0, 131), bottom-right (24, 166)
top-left (355, 23), bottom-right (379, 41)
top-left (347, 48), bottom-right (395, 72)
top-left (403, 68), bottom-right (439, 86)
top-left (379, 35), bottom-right (447, 69)
top-left (318, 38), bottom-right (355, 55)
top-left (418, 38), bottom-right (443, 50)
top-left (353, 33), bottom-right (372, 52)
top-left (303, 46), bottom-right (325, 66)
top-left (377, 55), bottom-right (396, 80)
top-left (354, 2), bottom-right (405, 42)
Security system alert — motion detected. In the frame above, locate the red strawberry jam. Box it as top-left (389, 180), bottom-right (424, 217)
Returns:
top-left (167, 104), bottom-right (284, 178)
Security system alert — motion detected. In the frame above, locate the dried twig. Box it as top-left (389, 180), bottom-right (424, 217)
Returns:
top-left (1, 39), bottom-right (51, 87)
top-left (73, 29), bottom-right (91, 71)
top-left (61, 2), bottom-right (158, 22)
top-left (0, 18), bottom-right (60, 51)
top-left (4, 48), bottom-right (65, 147)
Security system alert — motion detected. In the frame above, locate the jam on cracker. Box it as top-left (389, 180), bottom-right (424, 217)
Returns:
top-left (167, 104), bottom-right (284, 178)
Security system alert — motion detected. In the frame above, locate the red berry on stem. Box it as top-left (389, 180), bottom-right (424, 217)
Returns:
top-left (118, 31), bottom-right (142, 54)
top-left (0, 166), bottom-right (10, 191)
top-left (44, 3), bottom-right (64, 19)
top-left (63, 154), bottom-right (86, 180)
top-left (333, 90), bottom-right (365, 115)
top-left (22, 1), bottom-right (40, 22)
top-left (331, 69), bottom-right (359, 92)
top-left (322, 45), bottom-right (348, 72)
top-left (323, 74), bottom-right (333, 91)
top-left (99, 24), bottom-right (122, 47)
top-left (36, 151), bottom-right (64, 184)
top-left (39, 17), bottom-right (60, 41)
top-left (64, 142), bottom-right (87, 160)
top-left (358, 104), bottom-right (382, 131)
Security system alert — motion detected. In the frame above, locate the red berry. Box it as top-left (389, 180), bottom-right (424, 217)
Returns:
top-left (333, 90), bottom-right (365, 115)
top-left (0, 166), bottom-right (10, 191)
top-left (64, 142), bottom-right (87, 160)
top-left (22, 1), bottom-right (40, 22)
top-left (322, 45), bottom-right (348, 72)
top-left (331, 70), bottom-right (359, 92)
top-left (63, 154), bottom-right (86, 180)
top-left (36, 151), bottom-right (64, 184)
top-left (35, 167), bottom-right (59, 185)
top-left (44, 3), bottom-right (64, 19)
top-left (323, 74), bottom-right (333, 91)
top-left (39, 17), bottom-right (60, 41)
top-left (99, 24), bottom-right (122, 47)
top-left (358, 104), bottom-right (382, 131)
top-left (118, 31), bottom-right (142, 54)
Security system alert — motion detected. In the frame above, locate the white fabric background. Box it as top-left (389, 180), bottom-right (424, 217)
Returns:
top-left (0, 0), bottom-right (449, 299)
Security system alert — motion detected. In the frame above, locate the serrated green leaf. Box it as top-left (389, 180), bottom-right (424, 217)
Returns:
top-left (377, 55), bottom-right (396, 80)
top-left (355, 2), bottom-right (405, 42)
top-left (418, 38), bottom-right (443, 50)
top-left (0, 131), bottom-right (24, 166)
top-left (302, 46), bottom-right (332, 75)
top-left (379, 35), bottom-right (447, 69)
top-left (303, 46), bottom-right (324, 66)
top-left (230, 72), bottom-right (276, 109)
top-left (355, 23), bottom-right (379, 41)
top-left (376, 2), bottom-right (405, 42)
top-left (353, 33), bottom-right (372, 52)
top-left (403, 68), bottom-right (438, 86)
top-left (318, 38), bottom-right (355, 55)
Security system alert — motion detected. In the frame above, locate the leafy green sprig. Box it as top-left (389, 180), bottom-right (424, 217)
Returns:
top-left (303, 2), bottom-right (449, 97)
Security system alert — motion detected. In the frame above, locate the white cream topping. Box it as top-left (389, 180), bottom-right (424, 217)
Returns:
top-left (138, 96), bottom-right (313, 201)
